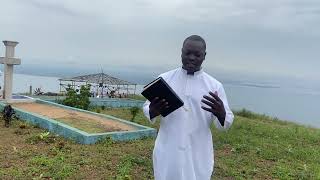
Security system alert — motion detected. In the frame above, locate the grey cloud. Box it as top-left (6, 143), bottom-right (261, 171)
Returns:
top-left (27, 0), bottom-right (80, 17)
top-left (0, 0), bottom-right (319, 80)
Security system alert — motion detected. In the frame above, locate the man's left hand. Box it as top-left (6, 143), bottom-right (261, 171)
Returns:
top-left (201, 91), bottom-right (226, 126)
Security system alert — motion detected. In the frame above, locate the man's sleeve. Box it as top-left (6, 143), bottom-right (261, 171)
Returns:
top-left (143, 100), bottom-right (157, 124)
top-left (213, 84), bottom-right (234, 130)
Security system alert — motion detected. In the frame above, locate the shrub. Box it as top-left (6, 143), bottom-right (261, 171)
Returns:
top-left (62, 84), bottom-right (90, 110)
top-left (130, 107), bottom-right (140, 121)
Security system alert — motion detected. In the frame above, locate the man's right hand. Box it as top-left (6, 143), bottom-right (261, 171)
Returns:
top-left (149, 97), bottom-right (169, 119)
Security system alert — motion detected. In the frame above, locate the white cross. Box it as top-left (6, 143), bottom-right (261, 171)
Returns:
top-left (0, 41), bottom-right (21, 101)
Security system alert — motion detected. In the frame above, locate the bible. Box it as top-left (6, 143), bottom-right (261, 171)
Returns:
top-left (141, 77), bottom-right (184, 117)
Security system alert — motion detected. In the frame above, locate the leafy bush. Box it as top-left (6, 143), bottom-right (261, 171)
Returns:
top-left (95, 108), bottom-right (101, 113)
top-left (2, 105), bottom-right (16, 127)
top-left (130, 107), bottom-right (140, 121)
top-left (63, 84), bottom-right (90, 110)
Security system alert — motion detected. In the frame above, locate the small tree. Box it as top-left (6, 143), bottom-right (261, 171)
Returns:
top-left (130, 107), bottom-right (140, 121)
top-left (63, 84), bottom-right (91, 110)
top-left (77, 85), bottom-right (90, 110)
top-left (2, 105), bottom-right (15, 127)
top-left (63, 84), bottom-right (77, 107)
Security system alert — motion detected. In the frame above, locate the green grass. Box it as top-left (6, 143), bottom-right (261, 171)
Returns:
top-left (126, 94), bottom-right (146, 101)
top-left (98, 107), bottom-right (160, 130)
top-left (54, 117), bottom-right (106, 133)
top-left (0, 108), bottom-right (319, 179)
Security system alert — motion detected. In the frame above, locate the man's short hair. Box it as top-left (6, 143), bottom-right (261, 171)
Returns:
top-left (183, 35), bottom-right (206, 50)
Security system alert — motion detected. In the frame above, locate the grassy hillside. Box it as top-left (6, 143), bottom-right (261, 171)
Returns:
top-left (0, 108), bottom-right (319, 179)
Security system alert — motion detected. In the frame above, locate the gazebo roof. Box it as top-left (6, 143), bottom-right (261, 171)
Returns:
top-left (59, 73), bottom-right (136, 85)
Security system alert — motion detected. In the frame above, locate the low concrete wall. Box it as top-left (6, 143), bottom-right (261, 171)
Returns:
top-left (0, 99), bottom-right (156, 144)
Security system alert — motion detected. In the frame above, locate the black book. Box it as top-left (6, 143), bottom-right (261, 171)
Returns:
top-left (141, 77), bottom-right (184, 117)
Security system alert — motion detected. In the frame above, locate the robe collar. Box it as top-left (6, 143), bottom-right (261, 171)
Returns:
top-left (181, 67), bottom-right (203, 76)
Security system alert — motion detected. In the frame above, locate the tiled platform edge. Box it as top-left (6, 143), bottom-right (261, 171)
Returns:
top-left (0, 99), bottom-right (156, 144)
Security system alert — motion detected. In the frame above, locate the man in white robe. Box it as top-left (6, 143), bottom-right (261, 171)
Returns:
top-left (143, 35), bottom-right (234, 180)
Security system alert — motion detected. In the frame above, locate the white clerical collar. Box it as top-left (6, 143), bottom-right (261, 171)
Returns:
top-left (181, 67), bottom-right (203, 76)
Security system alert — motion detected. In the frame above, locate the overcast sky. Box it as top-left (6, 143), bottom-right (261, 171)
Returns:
top-left (0, 0), bottom-right (319, 80)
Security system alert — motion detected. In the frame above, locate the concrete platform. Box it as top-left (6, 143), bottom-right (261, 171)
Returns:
top-left (0, 98), bottom-right (156, 144)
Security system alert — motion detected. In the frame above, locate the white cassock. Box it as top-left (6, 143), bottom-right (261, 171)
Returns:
top-left (143, 67), bottom-right (234, 180)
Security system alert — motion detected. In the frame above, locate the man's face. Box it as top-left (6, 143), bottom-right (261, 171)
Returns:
top-left (181, 40), bottom-right (206, 74)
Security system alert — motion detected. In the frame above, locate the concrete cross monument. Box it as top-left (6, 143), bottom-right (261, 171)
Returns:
top-left (0, 41), bottom-right (21, 102)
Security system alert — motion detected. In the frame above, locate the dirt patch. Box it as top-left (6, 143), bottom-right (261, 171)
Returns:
top-left (11, 103), bottom-right (136, 133)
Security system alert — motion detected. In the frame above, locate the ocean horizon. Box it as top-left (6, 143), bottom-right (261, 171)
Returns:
top-left (1, 72), bottom-right (319, 129)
